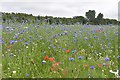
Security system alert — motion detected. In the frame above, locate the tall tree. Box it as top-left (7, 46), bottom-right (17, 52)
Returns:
top-left (96, 13), bottom-right (103, 24)
top-left (97, 13), bottom-right (103, 20)
top-left (85, 10), bottom-right (96, 23)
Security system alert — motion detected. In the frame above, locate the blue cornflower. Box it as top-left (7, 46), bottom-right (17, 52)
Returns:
top-left (25, 74), bottom-right (29, 77)
top-left (65, 32), bottom-right (68, 35)
top-left (88, 74), bottom-right (93, 78)
top-left (104, 57), bottom-right (110, 61)
top-left (118, 56), bottom-right (120, 59)
top-left (62, 24), bottom-right (64, 26)
top-left (106, 38), bottom-right (109, 40)
top-left (29, 41), bottom-right (32, 43)
top-left (58, 46), bottom-right (60, 49)
top-left (102, 63), bottom-right (106, 66)
top-left (15, 35), bottom-right (18, 39)
top-left (61, 28), bottom-right (65, 30)
top-left (10, 40), bottom-right (15, 44)
top-left (0, 25), bottom-right (3, 29)
top-left (78, 56), bottom-right (82, 60)
top-left (108, 42), bottom-right (111, 45)
top-left (53, 34), bottom-right (57, 38)
top-left (73, 34), bottom-right (78, 37)
top-left (72, 50), bottom-right (77, 53)
top-left (92, 30), bottom-right (96, 34)
top-left (88, 74), bottom-right (90, 76)
top-left (115, 32), bottom-right (118, 36)
top-left (20, 32), bottom-right (23, 34)
top-left (24, 42), bottom-right (28, 45)
top-left (62, 48), bottom-right (66, 51)
top-left (9, 53), bottom-right (13, 58)
top-left (69, 58), bottom-right (74, 61)
top-left (109, 24), bottom-right (112, 26)
top-left (52, 46), bottom-right (56, 48)
top-left (29, 36), bottom-right (32, 38)
top-left (90, 66), bottom-right (95, 69)
top-left (84, 37), bottom-right (88, 40)
top-left (73, 39), bottom-right (76, 42)
top-left (34, 30), bottom-right (36, 33)
top-left (41, 38), bottom-right (44, 40)
top-left (94, 36), bottom-right (98, 38)
top-left (22, 21), bottom-right (24, 24)
top-left (32, 24), bottom-right (34, 26)
top-left (18, 50), bottom-right (21, 52)
top-left (36, 26), bottom-right (39, 28)
top-left (0, 39), bottom-right (2, 44)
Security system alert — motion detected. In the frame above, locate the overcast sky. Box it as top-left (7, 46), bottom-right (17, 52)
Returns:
top-left (0, 0), bottom-right (119, 20)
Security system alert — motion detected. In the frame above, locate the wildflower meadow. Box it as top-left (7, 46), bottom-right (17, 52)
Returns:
top-left (1, 21), bottom-right (119, 78)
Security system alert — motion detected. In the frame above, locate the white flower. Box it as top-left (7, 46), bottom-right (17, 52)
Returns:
top-left (99, 53), bottom-right (102, 55)
top-left (55, 39), bottom-right (58, 43)
top-left (109, 70), bottom-right (119, 77)
top-left (42, 60), bottom-right (46, 63)
top-left (15, 41), bottom-right (18, 43)
top-left (12, 71), bottom-right (16, 74)
top-left (24, 27), bottom-right (28, 29)
top-left (9, 76), bottom-right (11, 78)
top-left (26, 46), bottom-right (28, 48)
top-left (102, 70), bottom-right (104, 72)
top-left (64, 30), bottom-right (67, 33)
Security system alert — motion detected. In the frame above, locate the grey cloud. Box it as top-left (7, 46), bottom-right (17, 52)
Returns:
top-left (0, 0), bottom-right (119, 19)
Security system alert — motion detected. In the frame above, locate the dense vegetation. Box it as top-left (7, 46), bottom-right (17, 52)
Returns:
top-left (1, 10), bottom-right (120, 25)
top-left (1, 10), bottom-right (119, 78)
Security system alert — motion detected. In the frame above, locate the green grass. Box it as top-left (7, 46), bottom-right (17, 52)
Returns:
top-left (2, 23), bottom-right (118, 78)
top-left (0, 29), bottom-right (2, 79)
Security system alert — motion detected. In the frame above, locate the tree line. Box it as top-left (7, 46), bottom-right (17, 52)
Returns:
top-left (1, 10), bottom-right (120, 25)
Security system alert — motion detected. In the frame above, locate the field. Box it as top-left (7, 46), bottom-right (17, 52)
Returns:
top-left (1, 22), bottom-right (119, 78)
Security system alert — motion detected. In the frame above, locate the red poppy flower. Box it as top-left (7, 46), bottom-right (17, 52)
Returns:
top-left (7, 45), bottom-right (12, 49)
top-left (96, 29), bottom-right (103, 33)
top-left (44, 55), bottom-right (49, 61)
top-left (66, 50), bottom-right (70, 53)
top-left (56, 62), bottom-right (60, 65)
top-left (98, 64), bottom-right (102, 68)
top-left (50, 67), bottom-right (56, 71)
top-left (96, 30), bottom-right (100, 32)
top-left (48, 58), bottom-right (54, 62)
top-left (83, 64), bottom-right (89, 69)
top-left (52, 62), bottom-right (60, 67)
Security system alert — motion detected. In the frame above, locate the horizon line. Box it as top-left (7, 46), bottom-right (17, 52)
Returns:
top-left (1, 11), bottom-right (118, 21)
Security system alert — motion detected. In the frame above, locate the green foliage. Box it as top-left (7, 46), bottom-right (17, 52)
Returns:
top-left (95, 13), bottom-right (104, 25)
top-left (1, 10), bottom-right (119, 25)
top-left (2, 22), bottom-right (118, 78)
top-left (85, 10), bottom-right (96, 22)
